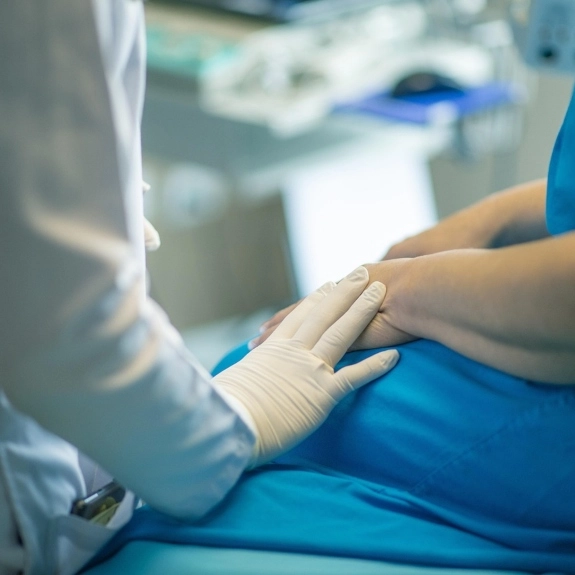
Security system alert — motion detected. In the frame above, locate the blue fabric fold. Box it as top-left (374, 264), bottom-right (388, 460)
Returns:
top-left (85, 340), bottom-right (575, 573)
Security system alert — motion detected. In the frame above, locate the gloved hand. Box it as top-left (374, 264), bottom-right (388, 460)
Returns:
top-left (213, 266), bottom-right (399, 467)
top-left (142, 181), bottom-right (161, 252)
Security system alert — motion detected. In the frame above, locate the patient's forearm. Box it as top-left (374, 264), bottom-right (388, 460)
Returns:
top-left (382, 179), bottom-right (549, 261)
top-left (486, 178), bottom-right (549, 247)
top-left (390, 233), bottom-right (575, 384)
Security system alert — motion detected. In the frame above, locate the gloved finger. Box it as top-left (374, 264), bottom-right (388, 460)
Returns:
top-left (332, 349), bottom-right (399, 400)
top-left (292, 266), bottom-right (369, 348)
top-left (313, 282), bottom-right (386, 366)
top-left (260, 301), bottom-right (301, 334)
top-left (270, 281), bottom-right (336, 341)
top-left (144, 218), bottom-right (161, 251)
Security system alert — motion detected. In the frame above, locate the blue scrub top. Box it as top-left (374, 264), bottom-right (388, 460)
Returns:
top-left (547, 86), bottom-right (575, 234)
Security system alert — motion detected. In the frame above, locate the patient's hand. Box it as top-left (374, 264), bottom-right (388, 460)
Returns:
top-left (254, 303), bottom-right (300, 348)
top-left (350, 261), bottom-right (416, 350)
top-left (255, 260), bottom-right (416, 351)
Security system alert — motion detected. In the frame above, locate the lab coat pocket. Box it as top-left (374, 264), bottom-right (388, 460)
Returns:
top-left (48, 493), bottom-right (134, 575)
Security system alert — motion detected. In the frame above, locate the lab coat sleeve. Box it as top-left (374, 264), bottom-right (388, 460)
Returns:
top-left (0, 0), bottom-right (254, 519)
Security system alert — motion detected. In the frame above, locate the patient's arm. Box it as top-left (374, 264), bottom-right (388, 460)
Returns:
top-left (255, 179), bottom-right (575, 383)
top-left (383, 179), bottom-right (549, 260)
top-left (256, 180), bottom-right (549, 345)
top-left (362, 231), bottom-right (575, 384)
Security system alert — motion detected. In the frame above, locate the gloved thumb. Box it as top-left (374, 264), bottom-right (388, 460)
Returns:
top-left (333, 349), bottom-right (399, 398)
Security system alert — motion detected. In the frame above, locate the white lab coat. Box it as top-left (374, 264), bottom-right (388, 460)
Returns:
top-left (0, 1), bottom-right (254, 574)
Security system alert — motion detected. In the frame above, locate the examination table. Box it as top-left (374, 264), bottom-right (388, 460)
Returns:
top-left (83, 542), bottom-right (538, 575)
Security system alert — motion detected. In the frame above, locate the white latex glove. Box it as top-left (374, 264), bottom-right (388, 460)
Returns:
top-left (213, 266), bottom-right (399, 467)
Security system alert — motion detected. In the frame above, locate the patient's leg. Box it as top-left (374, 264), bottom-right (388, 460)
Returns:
top-left (214, 338), bottom-right (575, 532)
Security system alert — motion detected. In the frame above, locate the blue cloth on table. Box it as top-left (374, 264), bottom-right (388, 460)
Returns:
top-left (86, 339), bottom-right (575, 573)
top-left (83, 542), bottom-right (537, 575)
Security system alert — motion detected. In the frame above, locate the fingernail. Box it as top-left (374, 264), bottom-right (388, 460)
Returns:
top-left (319, 281), bottom-right (337, 294)
top-left (259, 323), bottom-right (269, 334)
top-left (382, 349), bottom-right (399, 368)
top-left (345, 266), bottom-right (368, 282)
top-left (367, 281), bottom-right (386, 295)
top-left (369, 281), bottom-right (387, 311)
top-left (248, 338), bottom-right (258, 350)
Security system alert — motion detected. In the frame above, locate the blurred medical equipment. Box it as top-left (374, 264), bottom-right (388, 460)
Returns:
top-left (161, 0), bottom-right (387, 20)
top-left (198, 2), bottom-right (509, 135)
top-left (510, 0), bottom-right (575, 74)
top-left (146, 2), bottom-right (526, 134)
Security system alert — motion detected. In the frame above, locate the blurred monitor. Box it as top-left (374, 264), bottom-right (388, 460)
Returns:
top-left (154, 0), bottom-right (387, 21)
